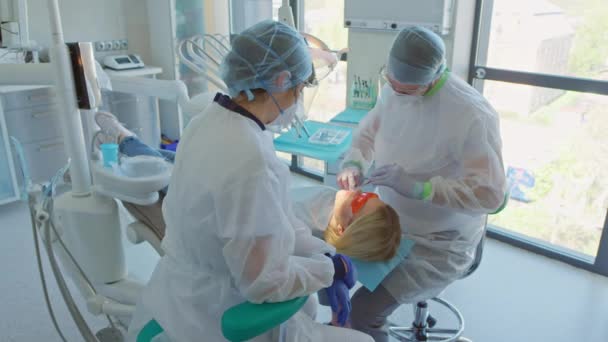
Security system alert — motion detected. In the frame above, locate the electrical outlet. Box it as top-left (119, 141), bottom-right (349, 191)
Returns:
top-left (94, 39), bottom-right (128, 52)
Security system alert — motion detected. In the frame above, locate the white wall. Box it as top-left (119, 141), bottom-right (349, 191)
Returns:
top-left (449, 0), bottom-right (477, 81)
top-left (27, 0), bottom-right (153, 63)
top-left (345, 0), bottom-right (477, 105)
top-left (28, 0), bottom-right (127, 47)
top-left (124, 0), bottom-right (153, 65)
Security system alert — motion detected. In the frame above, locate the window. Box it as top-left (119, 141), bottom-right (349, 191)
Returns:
top-left (272, 0), bottom-right (282, 20)
top-left (289, 0), bottom-right (348, 175)
top-left (302, 0), bottom-right (348, 123)
top-left (472, 0), bottom-right (608, 274)
top-left (486, 81), bottom-right (607, 258)
top-left (271, 0), bottom-right (348, 179)
top-left (482, 0), bottom-right (608, 81)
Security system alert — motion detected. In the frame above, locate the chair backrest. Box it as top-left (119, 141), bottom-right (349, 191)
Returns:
top-left (461, 216), bottom-right (488, 279)
top-left (461, 191), bottom-right (510, 279)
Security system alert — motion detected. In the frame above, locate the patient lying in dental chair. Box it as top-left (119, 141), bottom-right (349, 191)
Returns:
top-left (96, 111), bottom-right (401, 254)
top-left (94, 111), bottom-right (402, 263)
top-left (291, 186), bottom-right (401, 262)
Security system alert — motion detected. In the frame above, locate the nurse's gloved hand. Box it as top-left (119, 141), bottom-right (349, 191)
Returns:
top-left (369, 164), bottom-right (432, 200)
top-left (330, 254), bottom-right (356, 289)
top-left (337, 164), bottom-right (363, 190)
top-left (325, 280), bottom-right (351, 326)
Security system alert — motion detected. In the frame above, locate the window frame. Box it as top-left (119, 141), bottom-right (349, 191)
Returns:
top-left (283, 0), bottom-right (329, 180)
top-left (469, 0), bottom-right (608, 276)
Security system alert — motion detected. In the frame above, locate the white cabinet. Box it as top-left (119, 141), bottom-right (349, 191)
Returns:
top-left (0, 86), bottom-right (68, 197)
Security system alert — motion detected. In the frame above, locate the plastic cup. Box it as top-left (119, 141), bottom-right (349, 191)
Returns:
top-left (100, 143), bottom-right (119, 168)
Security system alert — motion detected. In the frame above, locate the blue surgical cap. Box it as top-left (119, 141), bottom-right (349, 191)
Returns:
top-left (388, 26), bottom-right (446, 85)
top-left (220, 20), bottom-right (313, 100)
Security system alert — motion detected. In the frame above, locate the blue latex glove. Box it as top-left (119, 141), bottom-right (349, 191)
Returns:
top-left (330, 254), bottom-right (357, 289)
top-left (325, 280), bottom-right (351, 326)
top-left (368, 163), bottom-right (431, 200)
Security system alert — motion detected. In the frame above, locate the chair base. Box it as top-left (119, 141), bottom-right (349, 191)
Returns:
top-left (388, 298), bottom-right (470, 342)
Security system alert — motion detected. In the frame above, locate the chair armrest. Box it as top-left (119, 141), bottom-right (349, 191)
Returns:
top-left (221, 296), bottom-right (309, 342)
top-left (137, 320), bottom-right (164, 342)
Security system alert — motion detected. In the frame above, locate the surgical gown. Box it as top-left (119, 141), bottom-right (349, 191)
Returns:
top-left (343, 76), bottom-right (506, 303)
top-left (128, 100), bottom-right (370, 341)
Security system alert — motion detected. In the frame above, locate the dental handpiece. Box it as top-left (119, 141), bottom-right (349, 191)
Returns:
top-left (295, 116), bottom-right (311, 138)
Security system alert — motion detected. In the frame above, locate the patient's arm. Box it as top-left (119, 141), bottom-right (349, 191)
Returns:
top-left (333, 190), bottom-right (357, 229)
top-left (325, 190), bottom-right (358, 236)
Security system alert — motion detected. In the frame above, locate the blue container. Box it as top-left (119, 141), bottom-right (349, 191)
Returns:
top-left (100, 143), bottom-right (119, 168)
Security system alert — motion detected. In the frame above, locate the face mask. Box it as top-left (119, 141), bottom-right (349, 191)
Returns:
top-left (267, 92), bottom-right (305, 133)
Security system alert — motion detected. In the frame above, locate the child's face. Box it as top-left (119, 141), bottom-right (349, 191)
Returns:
top-left (333, 190), bottom-right (385, 235)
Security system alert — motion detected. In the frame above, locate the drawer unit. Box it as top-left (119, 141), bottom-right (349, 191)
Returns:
top-left (19, 137), bottom-right (68, 183)
top-left (0, 87), bottom-right (56, 111)
top-left (0, 86), bottom-right (66, 186)
top-left (3, 104), bottom-right (62, 144)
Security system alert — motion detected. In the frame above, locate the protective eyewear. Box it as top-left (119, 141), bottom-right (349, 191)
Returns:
top-left (379, 66), bottom-right (428, 95)
top-left (351, 192), bottom-right (379, 214)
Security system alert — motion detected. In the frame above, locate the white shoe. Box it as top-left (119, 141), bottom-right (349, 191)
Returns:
top-left (94, 111), bottom-right (134, 143)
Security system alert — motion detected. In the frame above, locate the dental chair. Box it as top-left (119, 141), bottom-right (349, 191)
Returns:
top-left (388, 196), bottom-right (509, 342)
top-left (127, 198), bottom-right (311, 341)
top-left (137, 296), bottom-right (309, 342)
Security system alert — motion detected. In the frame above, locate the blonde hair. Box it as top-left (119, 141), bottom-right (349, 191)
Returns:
top-left (324, 205), bottom-right (401, 262)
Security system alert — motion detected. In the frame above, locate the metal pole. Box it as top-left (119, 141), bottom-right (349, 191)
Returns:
top-left (46, 0), bottom-right (92, 195)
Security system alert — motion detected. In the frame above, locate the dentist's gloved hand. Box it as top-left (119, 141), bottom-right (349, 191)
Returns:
top-left (325, 280), bottom-right (351, 326)
top-left (337, 164), bottom-right (363, 190)
top-left (368, 164), bottom-right (431, 200)
top-left (325, 254), bottom-right (357, 326)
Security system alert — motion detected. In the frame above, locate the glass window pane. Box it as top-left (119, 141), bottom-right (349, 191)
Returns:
top-left (479, 79), bottom-right (608, 258)
top-left (272, 0), bottom-right (282, 20)
top-left (484, 0), bottom-right (608, 81)
top-left (276, 151), bottom-right (292, 163)
top-left (300, 157), bottom-right (325, 174)
top-left (303, 0), bottom-right (348, 122)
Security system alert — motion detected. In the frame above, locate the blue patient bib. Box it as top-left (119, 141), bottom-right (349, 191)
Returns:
top-left (351, 239), bottom-right (415, 291)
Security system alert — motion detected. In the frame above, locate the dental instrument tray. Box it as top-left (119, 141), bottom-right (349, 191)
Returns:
top-left (308, 127), bottom-right (350, 146)
top-left (273, 121), bottom-right (353, 162)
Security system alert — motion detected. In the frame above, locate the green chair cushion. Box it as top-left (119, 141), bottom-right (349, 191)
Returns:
top-left (221, 296), bottom-right (309, 342)
top-left (137, 319), bottom-right (164, 342)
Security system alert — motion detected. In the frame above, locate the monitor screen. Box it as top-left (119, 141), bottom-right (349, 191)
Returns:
top-left (116, 57), bottom-right (131, 64)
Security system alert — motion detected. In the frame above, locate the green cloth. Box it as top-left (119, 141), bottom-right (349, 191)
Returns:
top-left (424, 69), bottom-right (451, 97)
top-left (421, 182), bottom-right (433, 200)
